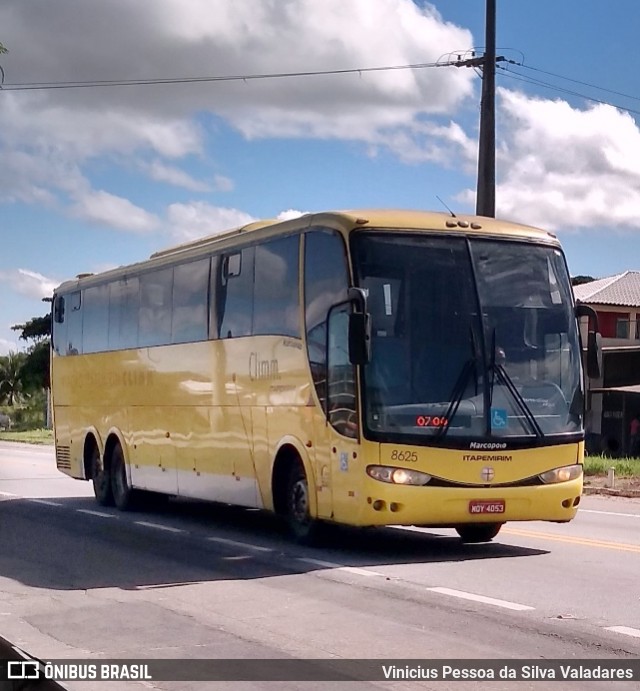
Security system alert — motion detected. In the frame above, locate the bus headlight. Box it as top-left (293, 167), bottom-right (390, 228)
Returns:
top-left (538, 464), bottom-right (583, 484)
top-left (366, 465), bottom-right (432, 486)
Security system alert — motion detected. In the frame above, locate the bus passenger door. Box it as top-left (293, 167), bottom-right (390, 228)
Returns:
top-left (322, 303), bottom-right (361, 523)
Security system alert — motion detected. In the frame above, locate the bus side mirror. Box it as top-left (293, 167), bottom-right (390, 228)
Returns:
top-left (586, 330), bottom-right (602, 380)
top-left (347, 287), bottom-right (371, 365)
top-left (348, 311), bottom-right (371, 365)
top-left (576, 304), bottom-right (602, 379)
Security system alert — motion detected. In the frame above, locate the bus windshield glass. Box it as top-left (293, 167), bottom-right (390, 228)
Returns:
top-left (351, 232), bottom-right (583, 445)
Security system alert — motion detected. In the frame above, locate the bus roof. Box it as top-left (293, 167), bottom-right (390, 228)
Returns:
top-left (54, 209), bottom-right (559, 294)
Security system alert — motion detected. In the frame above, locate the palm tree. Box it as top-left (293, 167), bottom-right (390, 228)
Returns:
top-left (0, 352), bottom-right (26, 406)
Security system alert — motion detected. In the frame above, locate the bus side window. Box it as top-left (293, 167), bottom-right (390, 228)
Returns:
top-left (304, 228), bottom-right (350, 417)
top-left (54, 296), bottom-right (65, 323)
top-left (139, 268), bottom-right (173, 347)
top-left (254, 235), bottom-right (300, 338)
top-left (218, 248), bottom-right (254, 339)
top-left (52, 296), bottom-right (66, 356)
top-left (172, 258), bottom-right (209, 344)
top-left (109, 276), bottom-right (139, 350)
top-left (53, 291), bottom-right (82, 355)
top-left (83, 284), bottom-right (110, 353)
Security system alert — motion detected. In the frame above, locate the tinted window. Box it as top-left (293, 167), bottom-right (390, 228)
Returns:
top-left (218, 247), bottom-right (254, 339)
top-left (139, 268), bottom-right (173, 347)
top-left (304, 229), bottom-right (350, 407)
top-left (82, 284), bottom-right (110, 353)
top-left (172, 259), bottom-right (209, 344)
top-left (65, 292), bottom-right (82, 355)
top-left (254, 235), bottom-right (300, 338)
top-left (109, 277), bottom-right (139, 350)
top-left (53, 292), bottom-right (82, 355)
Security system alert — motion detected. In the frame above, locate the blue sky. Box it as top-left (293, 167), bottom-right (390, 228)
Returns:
top-left (2, 0), bottom-right (640, 354)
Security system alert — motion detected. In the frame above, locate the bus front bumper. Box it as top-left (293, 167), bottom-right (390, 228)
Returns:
top-left (350, 478), bottom-right (583, 527)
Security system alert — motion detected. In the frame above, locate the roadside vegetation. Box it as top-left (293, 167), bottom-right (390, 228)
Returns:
top-left (0, 314), bottom-right (52, 437)
top-left (583, 454), bottom-right (640, 477)
top-left (0, 428), bottom-right (53, 445)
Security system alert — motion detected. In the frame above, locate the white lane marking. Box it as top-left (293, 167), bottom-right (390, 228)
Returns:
top-left (580, 509), bottom-right (640, 519)
top-left (605, 626), bottom-right (640, 639)
top-left (77, 509), bottom-right (117, 518)
top-left (297, 557), bottom-right (384, 577)
top-left (428, 587), bottom-right (534, 611)
top-left (207, 537), bottom-right (273, 552)
top-left (134, 521), bottom-right (186, 534)
top-left (27, 498), bottom-right (62, 506)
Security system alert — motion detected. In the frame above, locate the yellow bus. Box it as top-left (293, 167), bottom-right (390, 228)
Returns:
top-left (51, 210), bottom-right (601, 543)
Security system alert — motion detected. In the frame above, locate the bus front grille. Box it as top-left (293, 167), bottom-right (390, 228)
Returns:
top-left (56, 446), bottom-right (71, 470)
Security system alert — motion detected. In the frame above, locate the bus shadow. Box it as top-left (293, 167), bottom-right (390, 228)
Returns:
top-left (0, 495), bottom-right (547, 592)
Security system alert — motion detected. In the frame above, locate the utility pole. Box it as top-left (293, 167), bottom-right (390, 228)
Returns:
top-left (476, 0), bottom-right (496, 217)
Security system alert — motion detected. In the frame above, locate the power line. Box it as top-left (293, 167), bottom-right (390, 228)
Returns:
top-left (497, 65), bottom-right (640, 119)
top-left (2, 53), bottom-right (638, 122)
top-left (515, 63), bottom-right (640, 105)
top-left (0, 61), bottom-right (443, 91)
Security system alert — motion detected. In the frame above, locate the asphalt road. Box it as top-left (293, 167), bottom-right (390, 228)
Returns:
top-left (1, 442), bottom-right (639, 690)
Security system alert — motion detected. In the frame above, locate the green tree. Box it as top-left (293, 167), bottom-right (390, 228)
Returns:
top-left (11, 314), bottom-right (52, 392)
top-left (572, 275), bottom-right (595, 286)
top-left (0, 352), bottom-right (26, 406)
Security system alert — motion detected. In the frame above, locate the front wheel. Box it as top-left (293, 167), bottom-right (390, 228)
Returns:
top-left (455, 523), bottom-right (503, 543)
top-left (285, 463), bottom-right (322, 545)
top-left (110, 443), bottom-right (136, 511)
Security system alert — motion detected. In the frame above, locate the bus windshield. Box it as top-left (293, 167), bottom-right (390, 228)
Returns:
top-left (352, 232), bottom-right (583, 445)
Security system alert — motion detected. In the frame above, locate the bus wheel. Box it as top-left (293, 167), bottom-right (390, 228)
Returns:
top-left (90, 446), bottom-right (114, 506)
top-left (110, 443), bottom-right (135, 511)
top-left (286, 463), bottom-right (321, 545)
top-left (455, 523), bottom-right (503, 543)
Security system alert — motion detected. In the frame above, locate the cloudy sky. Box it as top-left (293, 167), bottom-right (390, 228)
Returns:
top-left (2, 0), bottom-right (640, 354)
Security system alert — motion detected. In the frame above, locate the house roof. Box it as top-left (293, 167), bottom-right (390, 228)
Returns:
top-left (573, 271), bottom-right (640, 308)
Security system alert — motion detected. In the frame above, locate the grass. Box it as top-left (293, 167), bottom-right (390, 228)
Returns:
top-left (0, 428), bottom-right (53, 445)
top-left (583, 454), bottom-right (640, 477)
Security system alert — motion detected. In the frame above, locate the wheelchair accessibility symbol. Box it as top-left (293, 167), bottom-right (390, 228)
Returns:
top-left (491, 408), bottom-right (508, 429)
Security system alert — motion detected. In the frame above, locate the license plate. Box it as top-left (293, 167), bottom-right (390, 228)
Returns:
top-left (469, 499), bottom-right (505, 515)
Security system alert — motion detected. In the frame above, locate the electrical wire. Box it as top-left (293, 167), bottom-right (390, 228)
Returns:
top-left (0, 61), bottom-right (442, 91)
top-left (497, 65), bottom-right (640, 118)
top-left (2, 53), bottom-right (638, 122)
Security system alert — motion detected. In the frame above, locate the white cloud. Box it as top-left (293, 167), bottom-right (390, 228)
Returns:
top-left (144, 160), bottom-right (210, 191)
top-left (0, 1), bottom-right (474, 228)
top-left (277, 209), bottom-right (306, 221)
top-left (0, 269), bottom-right (59, 300)
top-left (165, 201), bottom-right (256, 241)
top-left (491, 89), bottom-right (640, 231)
top-left (71, 190), bottom-right (161, 233)
top-left (213, 174), bottom-right (234, 192)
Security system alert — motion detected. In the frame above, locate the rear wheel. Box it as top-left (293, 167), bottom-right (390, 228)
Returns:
top-left (285, 463), bottom-right (322, 545)
top-left (110, 442), bottom-right (136, 511)
top-left (456, 523), bottom-right (503, 543)
top-left (90, 445), bottom-right (114, 506)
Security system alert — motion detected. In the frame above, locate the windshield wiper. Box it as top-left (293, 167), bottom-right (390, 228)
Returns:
top-left (490, 362), bottom-right (544, 438)
top-left (435, 357), bottom-right (478, 441)
top-left (487, 328), bottom-right (543, 438)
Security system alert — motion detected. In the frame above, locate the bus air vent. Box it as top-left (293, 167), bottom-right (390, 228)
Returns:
top-left (56, 446), bottom-right (71, 470)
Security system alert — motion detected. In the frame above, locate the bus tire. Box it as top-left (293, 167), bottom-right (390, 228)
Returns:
top-left (455, 523), bottom-right (503, 543)
top-left (110, 442), bottom-right (136, 511)
top-left (285, 463), bottom-right (322, 545)
top-left (90, 445), bottom-right (114, 506)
